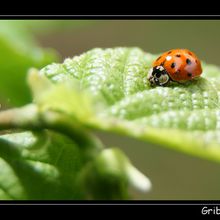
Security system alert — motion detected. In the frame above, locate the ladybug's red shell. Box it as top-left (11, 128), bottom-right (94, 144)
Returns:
top-left (153, 49), bottom-right (202, 82)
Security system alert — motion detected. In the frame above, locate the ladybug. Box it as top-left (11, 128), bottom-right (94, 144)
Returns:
top-left (148, 49), bottom-right (202, 86)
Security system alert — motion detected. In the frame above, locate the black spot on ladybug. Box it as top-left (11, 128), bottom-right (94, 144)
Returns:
top-left (156, 56), bottom-right (161, 61)
top-left (187, 73), bottom-right (192, 77)
top-left (156, 72), bottom-right (161, 78)
top-left (171, 62), bottom-right (176, 68)
top-left (175, 54), bottom-right (181, 57)
top-left (186, 58), bottom-right (192, 65)
top-left (167, 51), bottom-right (172, 54)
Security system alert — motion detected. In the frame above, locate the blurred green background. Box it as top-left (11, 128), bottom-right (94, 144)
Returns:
top-left (36, 20), bottom-right (220, 65)
top-left (2, 20), bottom-right (220, 200)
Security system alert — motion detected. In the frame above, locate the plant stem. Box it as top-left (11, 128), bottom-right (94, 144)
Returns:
top-left (0, 104), bottom-right (103, 159)
top-left (0, 104), bottom-right (41, 130)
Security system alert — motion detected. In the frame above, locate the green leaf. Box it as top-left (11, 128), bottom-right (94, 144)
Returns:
top-left (30, 47), bottom-right (220, 163)
top-left (0, 131), bottom-right (150, 199)
top-left (0, 21), bottom-right (59, 107)
top-left (0, 131), bottom-right (85, 199)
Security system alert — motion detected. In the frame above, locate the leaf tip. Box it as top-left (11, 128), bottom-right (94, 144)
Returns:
top-left (126, 165), bottom-right (152, 193)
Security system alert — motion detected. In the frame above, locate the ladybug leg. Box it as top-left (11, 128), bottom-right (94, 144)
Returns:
top-left (170, 80), bottom-right (185, 86)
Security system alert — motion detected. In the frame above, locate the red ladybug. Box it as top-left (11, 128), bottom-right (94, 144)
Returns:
top-left (148, 49), bottom-right (202, 86)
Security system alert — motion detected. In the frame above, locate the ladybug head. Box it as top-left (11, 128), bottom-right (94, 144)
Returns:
top-left (148, 66), bottom-right (170, 86)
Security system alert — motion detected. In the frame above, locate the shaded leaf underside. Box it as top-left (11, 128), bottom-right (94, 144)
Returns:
top-left (0, 131), bottom-right (85, 199)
